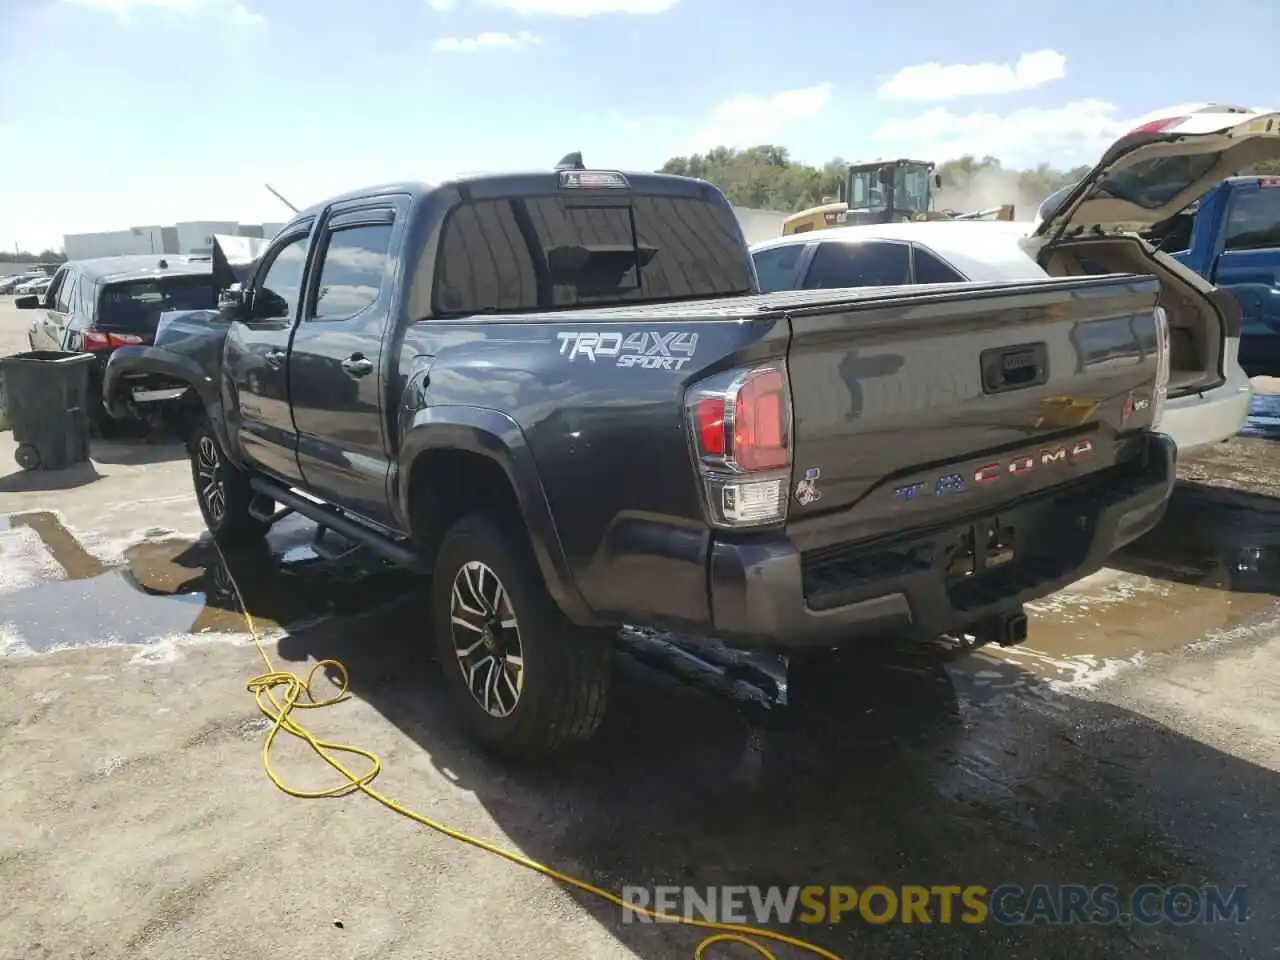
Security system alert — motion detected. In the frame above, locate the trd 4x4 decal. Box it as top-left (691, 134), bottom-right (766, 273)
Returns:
top-left (556, 331), bottom-right (699, 370)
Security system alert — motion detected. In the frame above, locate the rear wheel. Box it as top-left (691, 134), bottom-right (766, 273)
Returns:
top-left (431, 515), bottom-right (612, 758)
top-left (187, 420), bottom-right (270, 547)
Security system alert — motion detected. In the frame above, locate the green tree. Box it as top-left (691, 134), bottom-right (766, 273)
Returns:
top-left (661, 148), bottom-right (1096, 215)
top-left (0, 248), bottom-right (66, 264)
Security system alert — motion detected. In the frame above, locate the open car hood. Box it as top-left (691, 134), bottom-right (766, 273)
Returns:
top-left (1031, 104), bottom-right (1280, 243)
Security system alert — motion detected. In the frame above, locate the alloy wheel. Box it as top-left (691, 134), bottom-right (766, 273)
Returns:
top-left (450, 560), bottom-right (524, 717)
top-left (196, 435), bottom-right (227, 526)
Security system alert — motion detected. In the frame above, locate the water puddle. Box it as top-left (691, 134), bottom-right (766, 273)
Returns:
top-left (6, 470), bottom-right (1280, 698)
top-left (983, 480), bottom-right (1280, 684)
top-left (0, 511), bottom-right (420, 655)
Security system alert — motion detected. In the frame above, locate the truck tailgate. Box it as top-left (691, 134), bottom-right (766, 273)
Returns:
top-left (778, 275), bottom-right (1164, 549)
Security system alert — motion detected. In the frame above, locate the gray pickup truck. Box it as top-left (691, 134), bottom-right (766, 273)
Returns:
top-left (103, 158), bottom-right (1176, 758)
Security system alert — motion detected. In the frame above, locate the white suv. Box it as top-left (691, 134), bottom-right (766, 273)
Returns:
top-left (750, 104), bottom-right (1279, 456)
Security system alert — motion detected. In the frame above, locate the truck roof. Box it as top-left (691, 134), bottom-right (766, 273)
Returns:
top-left (71, 255), bottom-right (212, 284)
top-left (291, 170), bottom-right (726, 221)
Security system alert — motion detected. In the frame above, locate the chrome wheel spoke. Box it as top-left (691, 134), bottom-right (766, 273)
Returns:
top-left (451, 579), bottom-right (486, 620)
top-left (501, 663), bottom-right (520, 704)
top-left (462, 562), bottom-right (491, 615)
top-left (195, 436), bottom-right (226, 523)
top-left (449, 560), bottom-right (524, 718)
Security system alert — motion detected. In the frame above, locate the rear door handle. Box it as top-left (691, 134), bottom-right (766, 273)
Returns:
top-left (264, 349), bottom-right (286, 369)
top-left (341, 354), bottom-right (374, 378)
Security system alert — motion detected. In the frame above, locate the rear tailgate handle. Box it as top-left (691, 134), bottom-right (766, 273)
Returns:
top-left (981, 342), bottom-right (1049, 394)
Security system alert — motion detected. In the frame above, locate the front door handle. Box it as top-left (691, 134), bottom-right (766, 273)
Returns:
top-left (264, 349), bottom-right (286, 369)
top-left (341, 353), bottom-right (374, 378)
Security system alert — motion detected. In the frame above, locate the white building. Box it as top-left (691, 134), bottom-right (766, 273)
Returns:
top-left (732, 206), bottom-right (787, 245)
top-left (62, 209), bottom-right (776, 261)
top-left (63, 221), bottom-right (286, 261)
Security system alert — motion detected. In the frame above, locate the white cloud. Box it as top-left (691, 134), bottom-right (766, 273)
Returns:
top-left (432, 30), bottom-right (542, 52)
top-left (684, 82), bottom-right (835, 154)
top-left (481, 0), bottom-right (677, 15)
top-left (61, 0), bottom-right (263, 25)
top-left (877, 49), bottom-right (1066, 102)
top-left (871, 99), bottom-right (1129, 168)
top-left (427, 0), bottom-right (458, 8)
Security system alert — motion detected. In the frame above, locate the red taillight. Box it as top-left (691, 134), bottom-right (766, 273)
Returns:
top-left (82, 331), bottom-right (144, 352)
top-left (695, 396), bottom-right (727, 457)
top-left (690, 367), bottom-right (789, 472)
top-left (733, 369), bottom-right (787, 471)
top-left (685, 364), bottom-right (791, 528)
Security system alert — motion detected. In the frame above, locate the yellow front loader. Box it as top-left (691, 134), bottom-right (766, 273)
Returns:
top-left (780, 160), bottom-right (1015, 236)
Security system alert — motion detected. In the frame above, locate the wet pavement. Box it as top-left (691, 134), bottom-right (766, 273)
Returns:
top-left (2, 354), bottom-right (1280, 958)
top-left (0, 511), bottom-right (418, 655)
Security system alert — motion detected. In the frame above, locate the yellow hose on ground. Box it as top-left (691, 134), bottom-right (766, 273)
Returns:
top-left (214, 542), bottom-right (843, 960)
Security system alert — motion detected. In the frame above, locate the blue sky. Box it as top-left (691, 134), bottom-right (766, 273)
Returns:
top-left (0, 0), bottom-right (1276, 250)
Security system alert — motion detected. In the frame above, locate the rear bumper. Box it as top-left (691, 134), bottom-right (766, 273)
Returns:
top-left (706, 432), bottom-right (1176, 650)
top-left (1158, 351), bottom-right (1251, 457)
top-left (102, 345), bottom-right (192, 419)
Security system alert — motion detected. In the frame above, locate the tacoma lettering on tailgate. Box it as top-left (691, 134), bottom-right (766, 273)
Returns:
top-left (894, 439), bottom-right (1094, 502)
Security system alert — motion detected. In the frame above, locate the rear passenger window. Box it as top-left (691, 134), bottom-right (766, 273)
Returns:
top-left (311, 224), bottom-right (393, 320)
top-left (752, 244), bottom-right (805, 293)
top-left (801, 241), bottom-right (911, 289)
top-left (1224, 186), bottom-right (1280, 252)
top-left (913, 246), bottom-right (967, 284)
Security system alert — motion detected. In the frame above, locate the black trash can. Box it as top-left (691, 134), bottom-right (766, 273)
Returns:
top-left (0, 351), bottom-right (95, 472)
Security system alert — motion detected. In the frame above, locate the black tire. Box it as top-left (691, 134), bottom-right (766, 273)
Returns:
top-left (14, 443), bottom-right (40, 471)
top-left (87, 385), bottom-right (116, 439)
top-left (187, 419), bottom-right (271, 547)
top-left (431, 514), bottom-right (612, 758)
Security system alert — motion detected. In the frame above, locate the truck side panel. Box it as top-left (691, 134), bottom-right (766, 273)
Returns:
top-left (399, 316), bottom-right (791, 630)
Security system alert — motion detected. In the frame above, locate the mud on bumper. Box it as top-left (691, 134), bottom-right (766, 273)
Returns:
top-left (707, 432), bottom-right (1176, 649)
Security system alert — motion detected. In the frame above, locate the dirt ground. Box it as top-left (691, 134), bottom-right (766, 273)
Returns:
top-left (2, 299), bottom-right (1279, 960)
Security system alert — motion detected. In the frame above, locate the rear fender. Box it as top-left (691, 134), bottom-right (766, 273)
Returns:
top-left (396, 405), bottom-right (597, 625)
top-left (103, 345), bottom-right (228, 447)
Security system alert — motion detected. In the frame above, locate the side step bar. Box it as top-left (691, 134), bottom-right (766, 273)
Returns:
top-left (249, 476), bottom-right (427, 572)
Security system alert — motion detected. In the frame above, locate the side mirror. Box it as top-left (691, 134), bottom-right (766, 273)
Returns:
top-left (14, 295), bottom-right (39, 310)
top-left (250, 289), bottom-right (289, 321)
top-left (934, 173), bottom-right (943, 189)
top-left (217, 284), bottom-right (247, 321)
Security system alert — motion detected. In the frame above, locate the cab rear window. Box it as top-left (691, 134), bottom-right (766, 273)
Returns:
top-left (432, 194), bottom-right (754, 314)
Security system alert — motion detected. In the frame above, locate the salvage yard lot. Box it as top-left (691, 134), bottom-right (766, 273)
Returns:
top-left (1, 298), bottom-right (1279, 960)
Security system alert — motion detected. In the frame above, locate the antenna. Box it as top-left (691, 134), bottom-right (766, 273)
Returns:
top-left (555, 151), bottom-right (585, 171)
top-left (264, 183), bottom-right (300, 213)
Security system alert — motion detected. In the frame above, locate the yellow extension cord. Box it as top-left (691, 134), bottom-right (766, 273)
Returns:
top-left (216, 543), bottom-right (844, 960)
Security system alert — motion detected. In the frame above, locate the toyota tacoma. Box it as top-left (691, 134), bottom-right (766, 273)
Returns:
top-left (103, 157), bottom-right (1177, 757)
